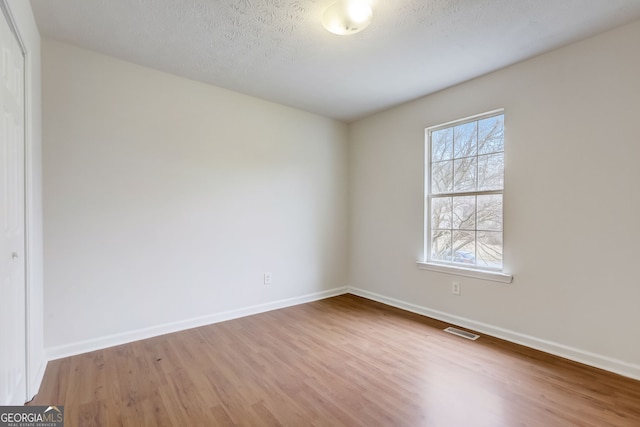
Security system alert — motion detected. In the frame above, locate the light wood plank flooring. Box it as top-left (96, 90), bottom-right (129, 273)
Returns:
top-left (29, 294), bottom-right (640, 426)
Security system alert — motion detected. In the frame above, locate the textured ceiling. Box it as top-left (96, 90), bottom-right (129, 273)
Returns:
top-left (30, 0), bottom-right (640, 122)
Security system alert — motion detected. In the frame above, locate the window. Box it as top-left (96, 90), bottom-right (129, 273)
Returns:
top-left (421, 110), bottom-right (511, 282)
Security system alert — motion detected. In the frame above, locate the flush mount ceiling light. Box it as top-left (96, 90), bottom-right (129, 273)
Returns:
top-left (322, 0), bottom-right (373, 35)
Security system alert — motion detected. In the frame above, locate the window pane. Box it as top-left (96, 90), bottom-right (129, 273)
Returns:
top-left (477, 194), bottom-right (502, 231)
top-left (453, 122), bottom-right (477, 158)
top-left (432, 160), bottom-right (453, 193)
top-left (452, 196), bottom-right (475, 230)
top-left (477, 231), bottom-right (503, 268)
top-left (478, 115), bottom-right (504, 155)
top-left (478, 153), bottom-right (504, 191)
top-left (431, 230), bottom-right (452, 262)
top-left (431, 197), bottom-right (452, 230)
top-left (453, 231), bottom-right (476, 265)
top-left (454, 157), bottom-right (477, 192)
top-left (432, 128), bottom-right (453, 161)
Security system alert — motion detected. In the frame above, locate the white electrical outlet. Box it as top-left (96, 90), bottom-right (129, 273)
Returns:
top-left (264, 273), bottom-right (272, 285)
top-left (452, 281), bottom-right (461, 295)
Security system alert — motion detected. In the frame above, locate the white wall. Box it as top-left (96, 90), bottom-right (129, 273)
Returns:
top-left (349, 20), bottom-right (640, 377)
top-left (4, 0), bottom-right (45, 399)
top-left (42, 40), bottom-right (349, 353)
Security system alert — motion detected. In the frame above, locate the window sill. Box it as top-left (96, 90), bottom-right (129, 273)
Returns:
top-left (416, 261), bottom-right (513, 284)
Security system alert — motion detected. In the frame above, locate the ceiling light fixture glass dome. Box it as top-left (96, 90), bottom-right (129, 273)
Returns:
top-left (322, 0), bottom-right (373, 35)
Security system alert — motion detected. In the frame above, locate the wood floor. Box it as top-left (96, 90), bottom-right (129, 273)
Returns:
top-left (30, 294), bottom-right (640, 426)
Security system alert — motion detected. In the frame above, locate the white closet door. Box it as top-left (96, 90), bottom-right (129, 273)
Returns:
top-left (0, 6), bottom-right (26, 406)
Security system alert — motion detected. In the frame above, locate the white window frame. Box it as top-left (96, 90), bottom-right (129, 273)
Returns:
top-left (417, 109), bottom-right (513, 283)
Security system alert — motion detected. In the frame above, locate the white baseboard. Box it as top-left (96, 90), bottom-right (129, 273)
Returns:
top-left (47, 287), bottom-right (349, 361)
top-left (348, 287), bottom-right (640, 381)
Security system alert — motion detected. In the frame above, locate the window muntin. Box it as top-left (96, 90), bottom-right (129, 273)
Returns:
top-left (426, 111), bottom-right (505, 271)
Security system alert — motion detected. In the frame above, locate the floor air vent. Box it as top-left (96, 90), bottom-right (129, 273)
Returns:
top-left (444, 327), bottom-right (480, 341)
